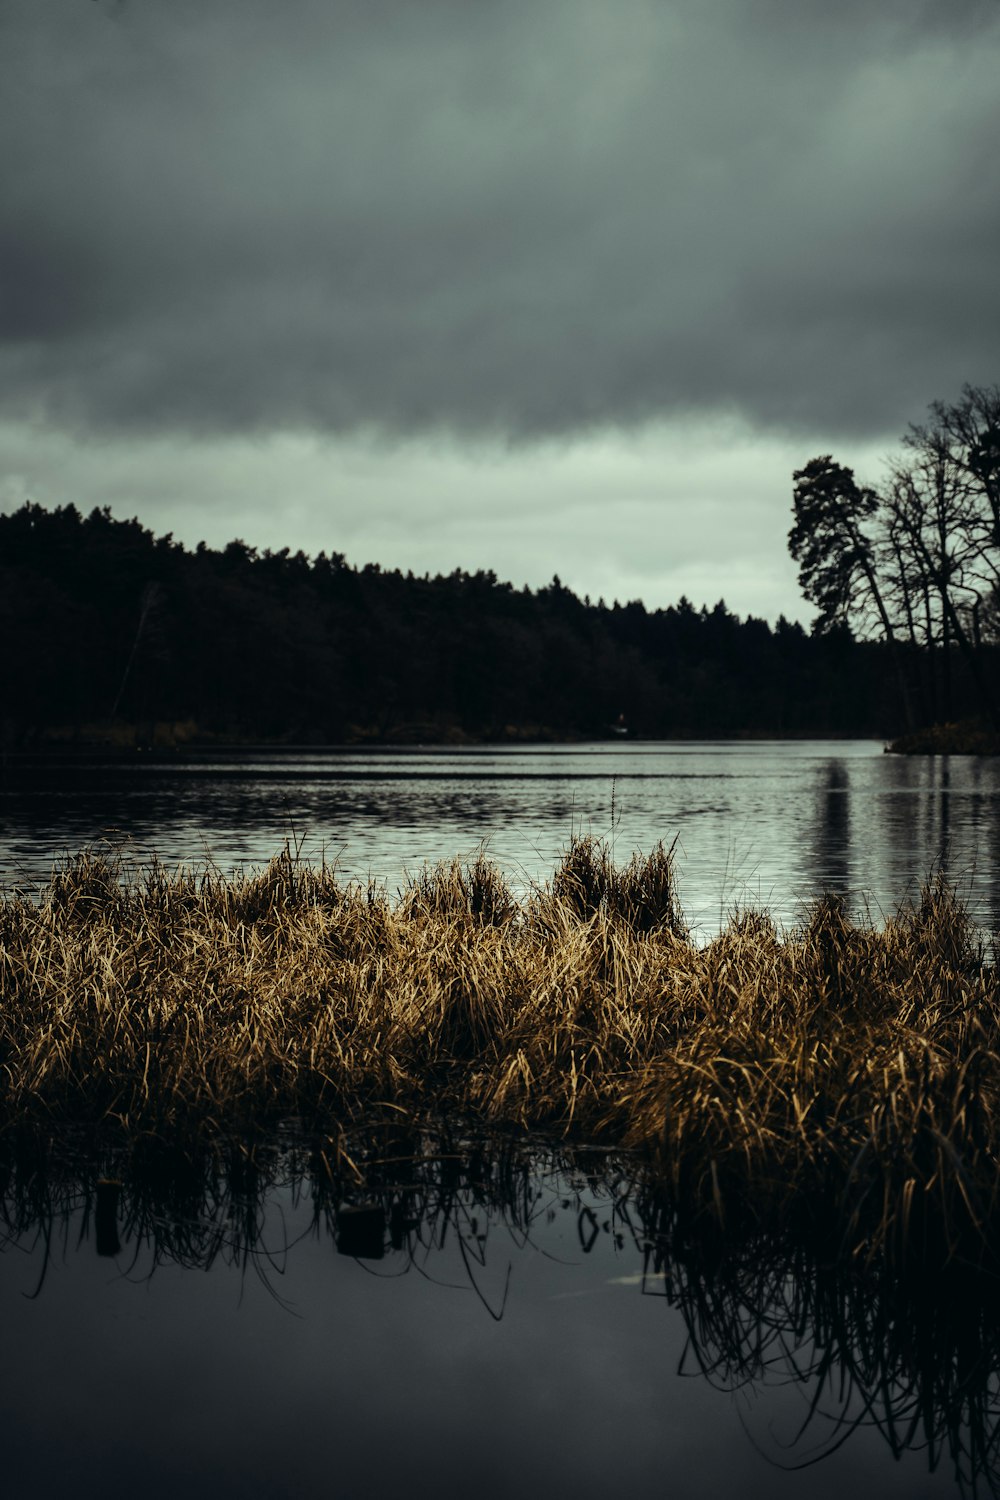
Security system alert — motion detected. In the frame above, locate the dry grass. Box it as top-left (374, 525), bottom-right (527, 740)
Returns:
top-left (2, 837), bottom-right (999, 1258)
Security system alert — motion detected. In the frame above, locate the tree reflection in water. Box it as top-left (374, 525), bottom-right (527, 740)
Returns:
top-left (2, 1126), bottom-right (999, 1495)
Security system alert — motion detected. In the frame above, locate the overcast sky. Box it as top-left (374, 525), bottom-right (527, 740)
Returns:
top-left (2, 0), bottom-right (998, 621)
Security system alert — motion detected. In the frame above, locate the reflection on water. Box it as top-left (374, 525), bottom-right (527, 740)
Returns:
top-left (4, 741), bottom-right (1000, 934)
top-left (817, 760), bottom-right (850, 896)
top-left (0, 1130), bottom-right (993, 1498)
top-left (4, 742), bottom-right (999, 1495)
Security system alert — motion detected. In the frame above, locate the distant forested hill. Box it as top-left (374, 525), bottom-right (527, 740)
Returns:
top-left (0, 501), bottom-right (925, 745)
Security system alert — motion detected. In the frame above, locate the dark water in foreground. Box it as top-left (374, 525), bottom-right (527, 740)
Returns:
top-left (3, 740), bottom-right (1000, 934)
top-left (0, 1137), bottom-right (991, 1500)
top-left (4, 741), bottom-right (1000, 1497)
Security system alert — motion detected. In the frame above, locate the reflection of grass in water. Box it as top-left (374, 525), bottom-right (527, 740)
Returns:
top-left (2, 838), bottom-right (1000, 1271)
top-left (639, 1192), bottom-right (1000, 1495)
top-left (5, 1130), bottom-right (1000, 1492)
top-left (0, 1125), bottom-right (634, 1317)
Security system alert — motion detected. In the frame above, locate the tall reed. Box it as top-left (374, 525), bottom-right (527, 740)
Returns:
top-left (2, 839), bottom-right (999, 1259)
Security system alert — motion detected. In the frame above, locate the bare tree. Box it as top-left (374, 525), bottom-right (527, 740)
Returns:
top-left (882, 451), bottom-right (984, 721)
top-left (790, 386), bottom-right (1000, 734)
top-left (896, 384), bottom-right (1000, 722)
top-left (907, 383), bottom-right (1000, 548)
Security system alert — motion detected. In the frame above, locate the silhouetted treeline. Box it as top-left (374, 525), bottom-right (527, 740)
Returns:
top-left (0, 501), bottom-right (957, 745)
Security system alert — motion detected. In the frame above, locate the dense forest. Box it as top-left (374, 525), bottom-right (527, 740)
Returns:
top-left (0, 497), bottom-right (946, 748)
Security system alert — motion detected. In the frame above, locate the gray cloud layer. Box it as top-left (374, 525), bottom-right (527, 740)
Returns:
top-left (2, 0), bottom-right (998, 444)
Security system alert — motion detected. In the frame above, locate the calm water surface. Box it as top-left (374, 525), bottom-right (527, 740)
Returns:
top-left (3, 742), bottom-right (999, 1497)
top-left (0, 1142), bottom-right (984, 1500)
top-left (3, 740), bottom-right (1000, 934)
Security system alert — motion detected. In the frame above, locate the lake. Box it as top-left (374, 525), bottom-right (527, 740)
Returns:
top-left (3, 740), bottom-right (1000, 936)
top-left (3, 738), bottom-right (999, 1498)
top-left (0, 1132), bottom-right (989, 1500)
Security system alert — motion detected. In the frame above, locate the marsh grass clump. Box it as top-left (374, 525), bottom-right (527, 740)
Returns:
top-left (615, 840), bottom-right (687, 938)
top-left (44, 845), bottom-right (137, 921)
top-left (400, 853), bottom-right (519, 927)
top-left (546, 835), bottom-right (685, 937)
top-left (3, 839), bottom-right (1000, 1261)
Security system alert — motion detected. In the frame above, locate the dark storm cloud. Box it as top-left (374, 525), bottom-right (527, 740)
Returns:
top-left (1, 0), bottom-right (998, 444)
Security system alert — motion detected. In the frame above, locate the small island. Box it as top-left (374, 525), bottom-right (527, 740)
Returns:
top-left (2, 834), bottom-right (998, 1281)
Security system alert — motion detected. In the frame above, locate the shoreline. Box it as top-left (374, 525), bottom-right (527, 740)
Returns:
top-left (885, 718), bottom-right (1000, 755)
top-left (1, 729), bottom-right (887, 768)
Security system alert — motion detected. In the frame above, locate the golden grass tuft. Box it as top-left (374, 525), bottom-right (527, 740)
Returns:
top-left (2, 838), bottom-right (1000, 1258)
